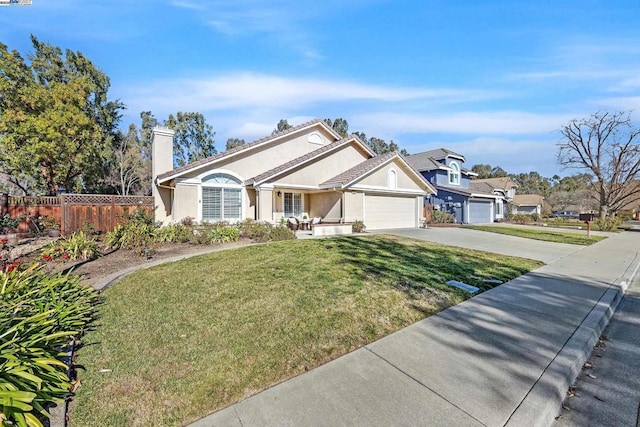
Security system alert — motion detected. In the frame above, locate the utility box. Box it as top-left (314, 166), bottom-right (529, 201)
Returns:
top-left (579, 213), bottom-right (596, 222)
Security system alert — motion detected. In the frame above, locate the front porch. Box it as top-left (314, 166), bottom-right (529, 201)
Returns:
top-left (254, 186), bottom-right (364, 226)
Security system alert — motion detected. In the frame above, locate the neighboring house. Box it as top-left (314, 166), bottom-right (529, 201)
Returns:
top-left (151, 119), bottom-right (436, 230)
top-left (512, 194), bottom-right (549, 215)
top-left (406, 149), bottom-right (509, 223)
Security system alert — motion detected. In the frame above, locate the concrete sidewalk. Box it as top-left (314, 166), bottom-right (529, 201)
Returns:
top-left (191, 231), bottom-right (640, 427)
top-left (554, 262), bottom-right (640, 426)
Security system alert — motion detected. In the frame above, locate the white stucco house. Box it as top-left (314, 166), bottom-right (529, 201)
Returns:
top-left (151, 119), bottom-right (436, 230)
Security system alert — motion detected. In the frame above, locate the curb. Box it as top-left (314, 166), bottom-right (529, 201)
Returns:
top-left (505, 251), bottom-right (640, 426)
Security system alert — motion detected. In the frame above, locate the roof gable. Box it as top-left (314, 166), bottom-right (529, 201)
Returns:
top-left (514, 194), bottom-right (545, 206)
top-left (406, 148), bottom-right (467, 172)
top-left (250, 136), bottom-right (374, 185)
top-left (157, 119), bottom-right (342, 183)
top-left (320, 152), bottom-right (436, 194)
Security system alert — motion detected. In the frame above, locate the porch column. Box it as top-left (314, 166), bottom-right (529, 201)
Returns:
top-left (256, 185), bottom-right (274, 222)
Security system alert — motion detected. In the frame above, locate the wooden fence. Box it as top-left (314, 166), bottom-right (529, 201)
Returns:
top-left (2, 194), bottom-right (154, 234)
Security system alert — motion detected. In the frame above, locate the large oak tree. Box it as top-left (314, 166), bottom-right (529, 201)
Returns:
top-left (0, 36), bottom-right (123, 195)
top-left (557, 111), bottom-right (640, 216)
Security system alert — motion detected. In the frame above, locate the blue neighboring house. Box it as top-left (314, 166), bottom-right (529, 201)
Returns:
top-left (406, 148), bottom-right (515, 224)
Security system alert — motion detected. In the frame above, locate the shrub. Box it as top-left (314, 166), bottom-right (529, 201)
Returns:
top-left (155, 223), bottom-right (193, 243)
top-left (531, 213), bottom-right (540, 222)
top-left (40, 216), bottom-right (60, 230)
top-left (105, 222), bottom-right (156, 255)
top-left (0, 266), bottom-right (99, 426)
top-left (237, 219), bottom-right (272, 241)
top-left (594, 215), bottom-right (623, 232)
top-left (179, 216), bottom-right (195, 227)
top-left (0, 214), bottom-right (21, 233)
top-left (511, 214), bottom-right (530, 225)
top-left (41, 231), bottom-right (101, 262)
top-left (209, 225), bottom-right (240, 244)
top-left (431, 210), bottom-right (454, 224)
top-left (267, 225), bottom-right (296, 241)
top-left (77, 220), bottom-right (96, 235)
top-left (106, 209), bottom-right (157, 255)
top-left (352, 220), bottom-right (366, 233)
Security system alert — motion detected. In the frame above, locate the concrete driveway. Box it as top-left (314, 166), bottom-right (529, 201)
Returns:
top-left (368, 227), bottom-right (587, 264)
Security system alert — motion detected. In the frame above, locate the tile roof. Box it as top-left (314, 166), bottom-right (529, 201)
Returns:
top-left (405, 152), bottom-right (447, 171)
top-left (469, 181), bottom-right (502, 195)
top-left (251, 136), bottom-right (368, 184)
top-left (435, 183), bottom-right (496, 198)
top-left (405, 148), bottom-right (467, 172)
top-left (320, 152), bottom-right (435, 193)
top-left (156, 118), bottom-right (341, 183)
top-left (514, 194), bottom-right (545, 206)
top-left (321, 151), bottom-right (397, 187)
top-left (472, 176), bottom-right (517, 190)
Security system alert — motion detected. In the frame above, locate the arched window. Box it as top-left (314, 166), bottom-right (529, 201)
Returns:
top-left (448, 161), bottom-right (460, 185)
top-left (201, 173), bottom-right (243, 222)
top-left (388, 169), bottom-right (397, 189)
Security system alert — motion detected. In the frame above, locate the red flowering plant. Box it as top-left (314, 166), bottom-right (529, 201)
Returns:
top-left (41, 231), bottom-right (101, 263)
top-left (2, 259), bottom-right (21, 273)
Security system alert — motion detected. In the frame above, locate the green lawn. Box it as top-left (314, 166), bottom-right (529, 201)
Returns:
top-left (70, 235), bottom-right (542, 426)
top-left (463, 225), bottom-right (606, 245)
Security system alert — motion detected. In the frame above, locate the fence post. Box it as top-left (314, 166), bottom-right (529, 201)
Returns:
top-left (60, 195), bottom-right (66, 234)
top-left (0, 193), bottom-right (7, 216)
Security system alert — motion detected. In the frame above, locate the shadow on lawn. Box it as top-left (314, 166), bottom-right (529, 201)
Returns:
top-left (319, 235), bottom-right (538, 297)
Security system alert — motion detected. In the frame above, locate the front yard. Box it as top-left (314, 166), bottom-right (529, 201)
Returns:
top-left (463, 225), bottom-right (606, 245)
top-left (69, 235), bottom-right (542, 426)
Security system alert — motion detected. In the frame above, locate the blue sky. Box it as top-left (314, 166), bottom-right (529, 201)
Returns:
top-left (1, 1), bottom-right (639, 177)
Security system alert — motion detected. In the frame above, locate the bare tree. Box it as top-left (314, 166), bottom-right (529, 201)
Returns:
top-left (557, 111), bottom-right (640, 216)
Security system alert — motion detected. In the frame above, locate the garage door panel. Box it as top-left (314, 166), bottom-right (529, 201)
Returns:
top-left (468, 200), bottom-right (492, 224)
top-left (365, 195), bottom-right (416, 229)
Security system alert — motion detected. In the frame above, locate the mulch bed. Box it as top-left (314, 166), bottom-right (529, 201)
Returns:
top-left (9, 237), bottom-right (253, 288)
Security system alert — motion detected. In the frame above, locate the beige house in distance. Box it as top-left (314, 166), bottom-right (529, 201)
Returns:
top-left (151, 119), bottom-right (436, 230)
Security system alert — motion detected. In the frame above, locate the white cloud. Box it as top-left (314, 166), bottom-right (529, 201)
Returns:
top-left (169, 1), bottom-right (205, 11)
top-left (352, 111), bottom-right (573, 136)
top-left (593, 96), bottom-right (640, 112)
top-left (121, 73), bottom-right (496, 116)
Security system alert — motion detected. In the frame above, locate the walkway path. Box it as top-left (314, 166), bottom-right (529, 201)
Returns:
top-left (192, 230), bottom-right (640, 427)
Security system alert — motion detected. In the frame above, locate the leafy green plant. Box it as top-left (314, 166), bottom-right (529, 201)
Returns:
top-left (106, 209), bottom-right (157, 255)
top-left (268, 225), bottom-right (296, 241)
top-left (431, 210), bottom-right (454, 224)
top-left (352, 220), bottom-right (366, 233)
top-left (77, 220), bottom-right (95, 235)
top-left (154, 223), bottom-right (193, 243)
top-left (510, 214), bottom-right (530, 225)
top-left (237, 219), bottom-right (271, 241)
top-left (39, 216), bottom-right (60, 230)
top-left (105, 222), bottom-right (156, 255)
top-left (0, 214), bottom-right (21, 233)
top-left (179, 216), bottom-right (195, 227)
top-left (41, 232), bottom-right (101, 262)
top-left (0, 265), bottom-right (99, 427)
top-left (594, 215), bottom-right (622, 232)
top-left (208, 224), bottom-right (240, 244)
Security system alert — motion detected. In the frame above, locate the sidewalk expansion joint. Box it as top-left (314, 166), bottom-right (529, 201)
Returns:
top-left (363, 346), bottom-right (487, 427)
top-left (234, 405), bottom-right (245, 427)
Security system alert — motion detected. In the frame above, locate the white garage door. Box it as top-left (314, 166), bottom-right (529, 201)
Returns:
top-left (365, 195), bottom-right (416, 229)
top-left (468, 200), bottom-right (493, 224)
